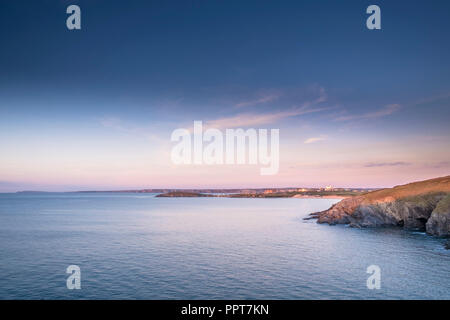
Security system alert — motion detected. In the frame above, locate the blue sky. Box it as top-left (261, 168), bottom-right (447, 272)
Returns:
top-left (0, 0), bottom-right (449, 191)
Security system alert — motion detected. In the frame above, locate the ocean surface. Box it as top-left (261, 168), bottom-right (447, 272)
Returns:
top-left (0, 192), bottom-right (448, 300)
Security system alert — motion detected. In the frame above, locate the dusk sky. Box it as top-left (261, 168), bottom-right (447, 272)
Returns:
top-left (0, 0), bottom-right (449, 191)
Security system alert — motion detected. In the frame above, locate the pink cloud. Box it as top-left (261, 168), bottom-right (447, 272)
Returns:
top-left (334, 104), bottom-right (400, 121)
top-left (204, 106), bottom-right (329, 129)
top-left (304, 135), bottom-right (327, 144)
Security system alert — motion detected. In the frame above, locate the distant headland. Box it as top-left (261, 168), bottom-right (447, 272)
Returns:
top-left (80, 187), bottom-right (375, 199)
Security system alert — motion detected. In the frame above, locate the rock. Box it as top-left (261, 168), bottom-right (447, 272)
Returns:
top-left (445, 240), bottom-right (450, 250)
top-left (426, 194), bottom-right (450, 237)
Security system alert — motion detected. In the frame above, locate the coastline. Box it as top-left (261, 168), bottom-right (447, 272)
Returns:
top-left (304, 175), bottom-right (450, 248)
top-left (156, 191), bottom-right (357, 199)
top-left (291, 194), bottom-right (350, 199)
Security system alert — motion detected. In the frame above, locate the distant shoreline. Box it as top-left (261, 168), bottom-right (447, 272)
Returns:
top-left (8, 190), bottom-right (353, 199)
top-left (13, 188), bottom-right (374, 197)
top-left (291, 194), bottom-right (350, 199)
top-left (155, 191), bottom-right (358, 199)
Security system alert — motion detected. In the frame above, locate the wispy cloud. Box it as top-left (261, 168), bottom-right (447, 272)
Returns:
top-left (235, 94), bottom-right (280, 108)
top-left (364, 161), bottom-right (411, 168)
top-left (205, 86), bottom-right (329, 129)
top-left (334, 104), bottom-right (401, 121)
top-left (233, 85), bottom-right (327, 109)
top-left (302, 86), bottom-right (327, 106)
top-left (304, 135), bottom-right (327, 144)
top-left (414, 91), bottom-right (450, 106)
top-left (204, 106), bottom-right (329, 129)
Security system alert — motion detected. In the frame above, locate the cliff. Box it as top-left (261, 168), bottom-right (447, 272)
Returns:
top-left (306, 176), bottom-right (450, 238)
top-left (426, 193), bottom-right (450, 236)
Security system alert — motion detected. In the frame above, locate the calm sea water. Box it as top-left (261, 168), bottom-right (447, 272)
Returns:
top-left (0, 192), bottom-right (448, 300)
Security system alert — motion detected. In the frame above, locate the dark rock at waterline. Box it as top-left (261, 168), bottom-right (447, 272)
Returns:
top-left (445, 240), bottom-right (450, 250)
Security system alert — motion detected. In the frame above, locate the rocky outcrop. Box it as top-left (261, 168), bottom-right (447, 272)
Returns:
top-left (306, 196), bottom-right (364, 224)
top-left (426, 194), bottom-right (450, 236)
top-left (305, 176), bottom-right (450, 238)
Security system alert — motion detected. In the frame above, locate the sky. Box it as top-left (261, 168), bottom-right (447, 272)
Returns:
top-left (0, 0), bottom-right (449, 191)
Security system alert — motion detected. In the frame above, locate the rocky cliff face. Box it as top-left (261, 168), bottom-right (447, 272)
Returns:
top-left (306, 176), bottom-right (450, 239)
top-left (426, 194), bottom-right (450, 236)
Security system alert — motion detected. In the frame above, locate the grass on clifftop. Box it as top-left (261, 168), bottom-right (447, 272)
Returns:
top-left (361, 175), bottom-right (450, 204)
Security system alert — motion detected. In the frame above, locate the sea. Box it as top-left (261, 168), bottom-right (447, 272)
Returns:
top-left (0, 192), bottom-right (448, 299)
